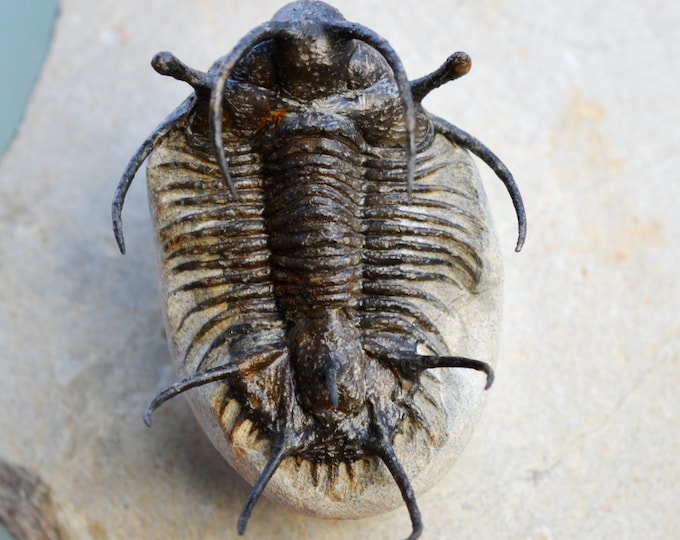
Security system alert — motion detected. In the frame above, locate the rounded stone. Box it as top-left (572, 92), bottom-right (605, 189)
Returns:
top-left (145, 126), bottom-right (503, 519)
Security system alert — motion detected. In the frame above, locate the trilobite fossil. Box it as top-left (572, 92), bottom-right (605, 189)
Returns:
top-left (112, 1), bottom-right (526, 538)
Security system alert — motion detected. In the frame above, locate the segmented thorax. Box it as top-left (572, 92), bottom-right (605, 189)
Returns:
top-left (261, 112), bottom-right (366, 415)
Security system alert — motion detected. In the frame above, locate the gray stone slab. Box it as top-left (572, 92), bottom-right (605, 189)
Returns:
top-left (1, 0), bottom-right (678, 539)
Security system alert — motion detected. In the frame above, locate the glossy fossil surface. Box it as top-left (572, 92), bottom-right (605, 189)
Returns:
top-left (113, 1), bottom-right (524, 535)
top-left (145, 119), bottom-right (503, 518)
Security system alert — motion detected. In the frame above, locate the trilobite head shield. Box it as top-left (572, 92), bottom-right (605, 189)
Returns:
top-left (112, 1), bottom-right (526, 539)
top-left (205, 0), bottom-right (419, 197)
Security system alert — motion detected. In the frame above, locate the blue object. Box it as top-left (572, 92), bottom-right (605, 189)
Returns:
top-left (0, 0), bottom-right (60, 156)
top-left (0, 524), bottom-right (14, 540)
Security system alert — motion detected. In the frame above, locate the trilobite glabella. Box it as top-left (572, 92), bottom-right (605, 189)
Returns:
top-left (112, 1), bottom-right (525, 538)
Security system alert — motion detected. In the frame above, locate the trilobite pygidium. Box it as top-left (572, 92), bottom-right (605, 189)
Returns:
top-left (112, 1), bottom-right (526, 539)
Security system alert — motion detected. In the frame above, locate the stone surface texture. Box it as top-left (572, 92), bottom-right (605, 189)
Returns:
top-left (0, 1), bottom-right (678, 539)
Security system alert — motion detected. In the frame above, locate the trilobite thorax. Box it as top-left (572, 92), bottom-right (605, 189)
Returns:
top-left (148, 122), bottom-right (492, 466)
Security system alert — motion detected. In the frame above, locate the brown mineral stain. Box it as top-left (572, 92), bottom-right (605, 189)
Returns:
top-left (256, 108), bottom-right (288, 133)
top-left (85, 520), bottom-right (107, 540)
top-left (574, 213), bottom-right (664, 265)
top-left (606, 250), bottom-right (630, 265)
top-left (633, 219), bottom-right (663, 245)
top-left (551, 91), bottom-right (626, 175)
top-left (603, 218), bottom-right (663, 265)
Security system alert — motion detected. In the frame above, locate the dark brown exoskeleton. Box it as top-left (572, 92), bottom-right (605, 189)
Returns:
top-left (112, 2), bottom-right (525, 539)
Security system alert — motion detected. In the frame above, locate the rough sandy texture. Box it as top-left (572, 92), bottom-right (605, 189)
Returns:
top-left (0, 1), bottom-right (678, 539)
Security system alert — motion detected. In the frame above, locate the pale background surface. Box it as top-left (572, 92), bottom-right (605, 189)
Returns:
top-left (0, 0), bottom-right (678, 539)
